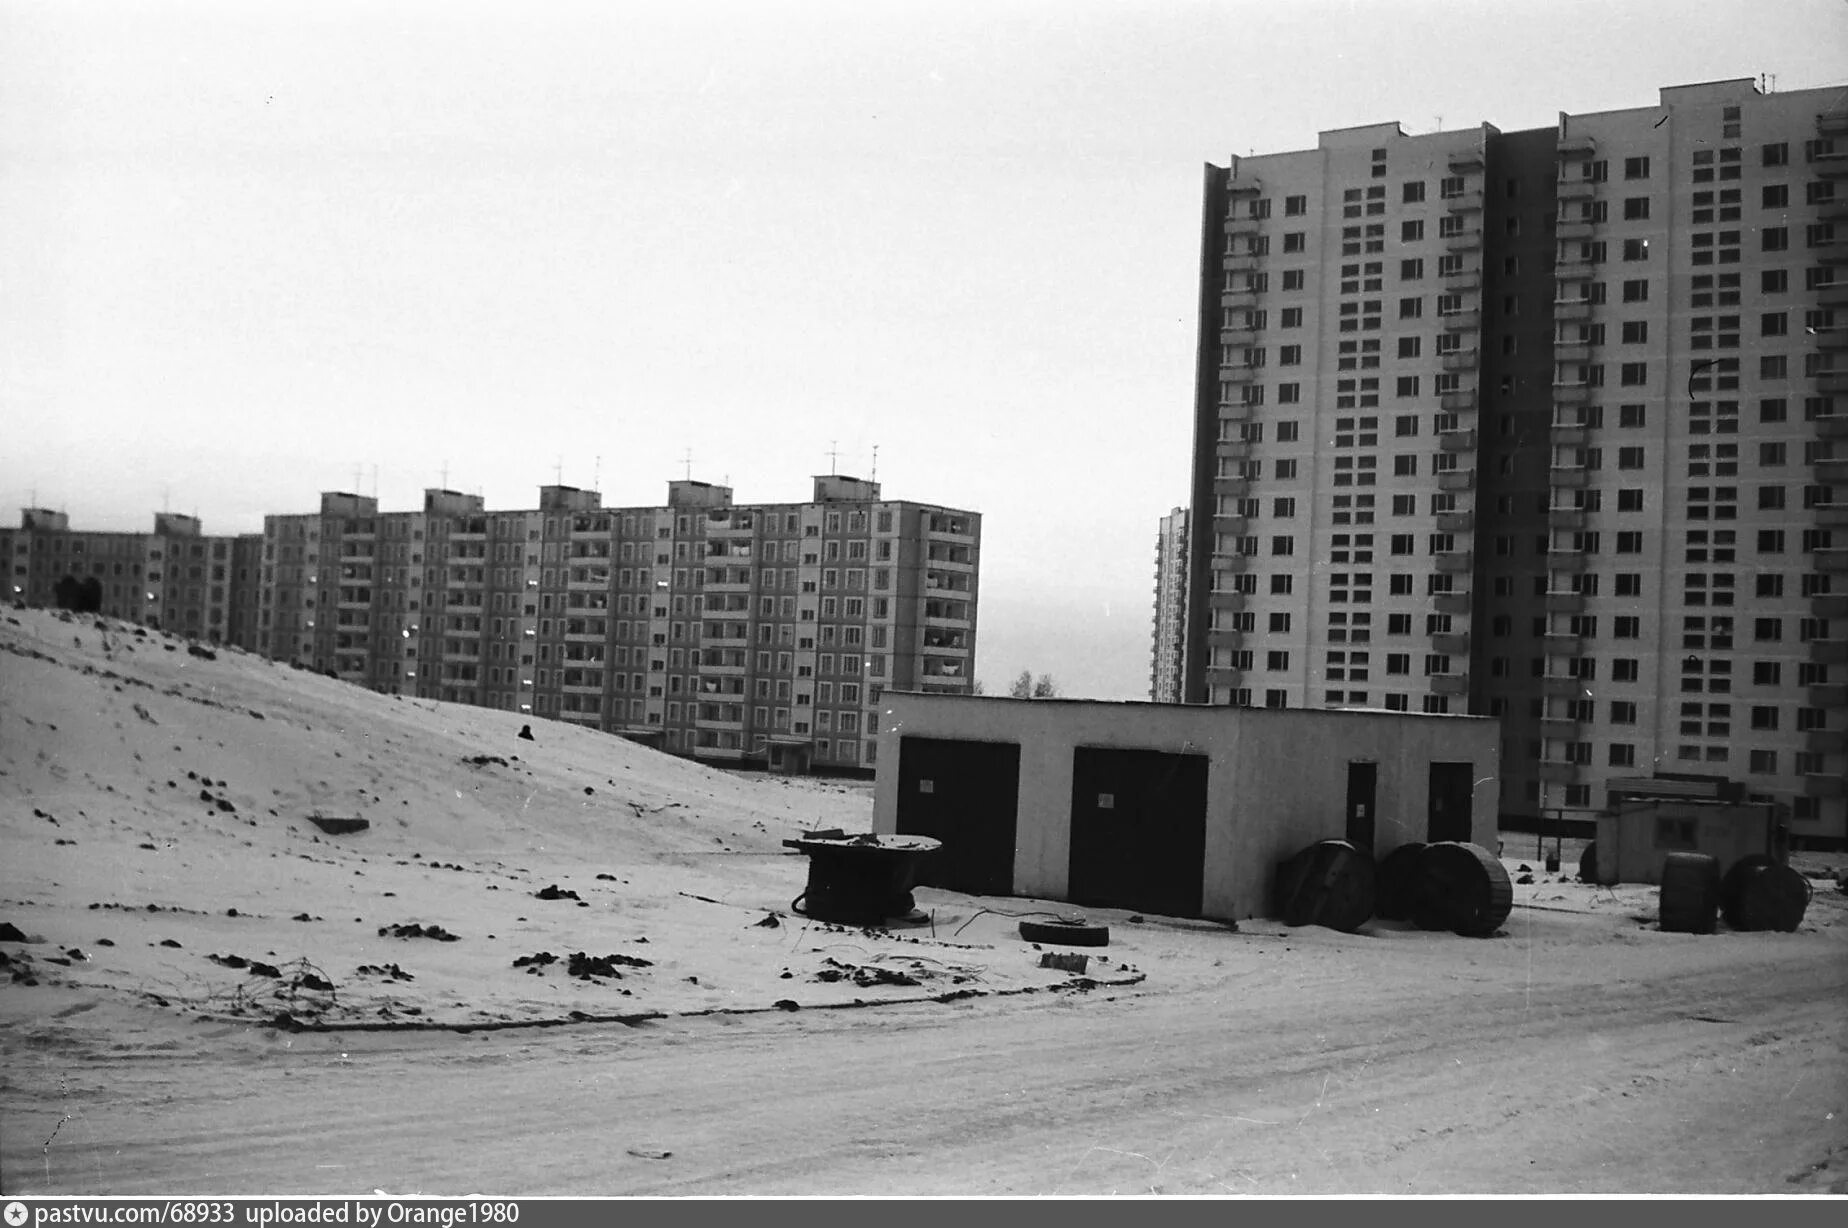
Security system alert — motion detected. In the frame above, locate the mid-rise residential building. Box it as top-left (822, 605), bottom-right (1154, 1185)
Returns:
top-left (1184, 78), bottom-right (1848, 847)
top-left (2, 508), bottom-right (261, 647)
top-left (258, 475), bottom-right (980, 772)
top-left (1150, 506), bottom-right (1190, 702)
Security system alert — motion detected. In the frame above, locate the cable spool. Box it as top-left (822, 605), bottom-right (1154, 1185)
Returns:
top-left (1577, 840), bottom-right (1599, 884)
top-left (1412, 842), bottom-right (1513, 937)
top-left (1274, 839), bottom-right (1375, 933)
top-left (1375, 842), bottom-right (1426, 921)
top-left (1724, 860), bottom-right (1811, 932)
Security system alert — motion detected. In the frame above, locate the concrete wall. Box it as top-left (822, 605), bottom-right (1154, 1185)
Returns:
top-left (873, 694), bottom-right (1500, 921)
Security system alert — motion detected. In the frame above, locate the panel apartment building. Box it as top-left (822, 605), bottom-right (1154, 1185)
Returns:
top-left (259, 475), bottom-right (979, 772)
top-left (2, 509), bottom-right (262, 646)
top-left (1183, 77), bottom-right (1848, 847)
top-left (1150, 507), bottom-right (1190, 702)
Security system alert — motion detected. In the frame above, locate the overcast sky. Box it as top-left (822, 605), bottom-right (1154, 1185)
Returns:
top-left (4, 0), bottom-right (1844, 698)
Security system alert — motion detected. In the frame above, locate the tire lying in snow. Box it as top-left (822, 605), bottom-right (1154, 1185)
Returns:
top-left (1019, 918), bottom-right (1110, 947)
top-left (1411, 842), bottom-right (1513, 937)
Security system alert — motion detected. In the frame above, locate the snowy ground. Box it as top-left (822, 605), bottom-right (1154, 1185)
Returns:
top-left (2, 606), bottom-right (1844, 1196)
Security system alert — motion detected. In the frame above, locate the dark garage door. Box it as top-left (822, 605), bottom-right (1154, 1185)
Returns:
top-left (1427, 761), bottom-right (1475, 844)
top-left (1068, 747), bottom-right (1209, 919)
top-left (894, 736), bottom-right (1021, 896)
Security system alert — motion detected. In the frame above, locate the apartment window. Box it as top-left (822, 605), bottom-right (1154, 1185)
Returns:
top-left (1617, 446), bottom-right (1645, 470)
top-left (1279, 344), bottom-right (1303, 366)
top-left (1621, 238), bottom-right (1649, 261)
top-left (1763, 183), bottom-right (1790, 208)
top-left (1402, 219), bottom-right (1424, 242)
top-left (1620, 320), bottom-right (1648, 345)
top-left (1403, 181), bottom-right (1426, 203)
top-left (1621, 279), bottom-right (1648, 303)
top-left (1271, 535), bottom-right (1295, 556)
top-left (1624, 156), bottom-right (1650, 180)
top-left (1282, 231), bottom-right (1307, 253)
top-left (1399, 297), bottom-right (1423, 319)
top-left (1266, 651), bottom-right (1290, 671)
top-left (1270, 574), bottom-right (1293, 595)
top-left (1612, 659), bottom-right (1640, 682)
top-left (1401, 258), bottom-right (1424, 281)
top-left (1623, 197), bottom-right (1650, 220)
top-left (1620, 362), bottom-right (1647, 387)
top-left (1268, 612), bottom-right (1291, 633)
top-left (1285, 194), bottom-right (1307, 216)
top-left (1763, 227), bottom-right (1788, 252)
top-left (1762, 312), bottom-right (1788, 338)
top-left (1282, 269), bottom-right (1305, 291)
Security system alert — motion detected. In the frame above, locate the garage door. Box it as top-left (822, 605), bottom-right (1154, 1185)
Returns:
top-left (1068, 746), bottom-right (1209, 919)
top-left (894, 736), bottom-right (1021, 896)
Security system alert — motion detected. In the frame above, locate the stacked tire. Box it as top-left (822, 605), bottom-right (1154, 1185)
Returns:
top-left (1658, 852), bottom-right (1722, 934)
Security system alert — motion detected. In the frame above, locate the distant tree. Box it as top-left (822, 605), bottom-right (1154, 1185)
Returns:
top-left (1009, 670), bottom-right (1060, 699)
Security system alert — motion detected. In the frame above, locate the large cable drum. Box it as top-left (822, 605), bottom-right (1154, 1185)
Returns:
top-left (1273, 839), bottom-right (1376, 933)
top-left (1721, 858), bottom-right (1811, 932)
top-left (1411, 842), bottom-right (1513, 937)
top-left (1375, 842), bottom-right (1426, 921)
top-left (1658, 852), bottom-right (1722, 934)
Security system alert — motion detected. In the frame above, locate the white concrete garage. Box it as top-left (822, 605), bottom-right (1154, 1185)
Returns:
top-left (872, 694), bottom-right (1501, 923)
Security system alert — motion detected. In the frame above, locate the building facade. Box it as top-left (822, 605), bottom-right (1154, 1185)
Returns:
top-left (257, 475), bottom-right (980, 772)
top-left (1150, 506), bottom-right (1190, 702)
top-left (1184, 78), bottom-right (1848, 847)
top-left (2, 509), bottom-right (261, 647)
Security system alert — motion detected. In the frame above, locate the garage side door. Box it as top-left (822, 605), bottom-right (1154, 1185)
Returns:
top-left (894, 736), bottom-right (1021, 896)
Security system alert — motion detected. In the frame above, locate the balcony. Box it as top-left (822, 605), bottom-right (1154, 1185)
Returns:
top-left (1815, 370), bottom-right (1848, 395)
top-left (1216, 438), bottom-right (1253, 461)
top-left (1433, 593), bottom-right (1473, 615)
top-left (1441, 268), bottom-right (1482, 291)
top-left (1540, 717), bottom-right (1581, 739)
top-left (1219, 326), bottom-right (1260, 347)
top-left (1437, 469), bottom-right (1476, 492)
top-left (1817, 416), bottom-right (1848, 439)
top-left (1810, 684), bottom-right (1848, 707)
top-left (1552, 298), bottom-right (1593, 321)
top-left (1432, 632), bottom-right (1471, 656)
top-left (1217, 552), bottom-right (1250, 573)
top-left (1815, 548), bottom-right (1848, 573)
top-left (1802, 774), bottom-right (1846, 798)
top-left (1814, 327), bottom-right (1848, 351)
top-left (1434, 551), bottom-right (1473, 573)
top-left (1549, 549), bottom-right (1588, 573)
top-left (1550, 423), bottom-right (1588, 447)
top-left (1815, 238), bottom-right (1848, 266)
top-left (1211, 513), bottom-right (1248, 535)
top-left (1814, 460), bottom-right (1848, 485)
top-left (1805, 729), bottom-right (1848, 754)
top-left (1551, 381), bottom-right (1594, 404)
top-left (1556, 133), bottom-right (1597, 158)
top-left (1544, 592), bottom-right (1587, 613)
top-left (1553, 341), bottom-right (1594, 364)
top-left (1206, 666), bottom-right (1244, 689)
top-left (1814, 149), bottom-right (1848, 180)
top-left (1448, 148), bottom-right (1485, 172)
top-left (1542, 632), bottom-right (1583, 655)
top-left (1445, 188), bottom-right (1485, 213)
top-left (1216, 398), bottom-right (1252, 421)
top-left (1220, 284), bottom-right (1260, 305)
top-left (1437, 511), bottom-right (1475, 533)
top-left (1443, 229), bottom-right (1484, 254)
top-left (1821, 503), bottom-right (1848, 529)
top-left (1553, 220), bottom-right (1596, 242)
top-left (1430, 674), bottom-right (1470, 696)
top-left (1537, 761), bottom-right (1580, 784)
top-left (1439, 428), bottom-right (1477, 452)
top-left (1206, 629), bottom-right (1245, 651)
top-left (1550, 464), bottom-right (1590, 489)
top-left (1212, 477), bottom-right (1250, 499)
top-left (1549, 507), bottom-right (1588, 530)
top-left (1556, 179), bottom-right (1599, 200)
top-left (1207, 589), bottom-right (1246, 611)
top-left (1225, 177), bottom-right (1262, 198)
top-left (1813, 593), bottom-right (1848, 618)
top-left (1441, 310), bottom-right (1482, 332)
top-left (1219, 364), bottom-right (1261, 385)
top-left (1820, 283), bottom-right (1848, 309)
top-left (1810, 640), bottom-right (1848, 665)
top-left (1440, 389), bottom-right (1478, 412)
top-left (1542, 676), bottom-right (1589, 698)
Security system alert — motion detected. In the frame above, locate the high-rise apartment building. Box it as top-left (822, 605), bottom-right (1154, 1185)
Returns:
top-left (1150, 506), bottom-right (1190, 702)
top-left (2, 509), bottom-right (261, 646)
top-left (259, 475), bottom-right (979, 772)
top-left (1184, 78), bottom-right (1848, 847)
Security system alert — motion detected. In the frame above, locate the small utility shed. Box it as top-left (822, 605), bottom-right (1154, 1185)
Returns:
top-left (871, 694), bottom-right (1500, 923)
top-left (1592, 800), bottom-right (1788, 885)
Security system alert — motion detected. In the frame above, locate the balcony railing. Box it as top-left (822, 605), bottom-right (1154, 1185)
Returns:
top-left (1436, 469), bottom-right (1476, 491)
top-left (1543, 592), bottom-right (1587, 613)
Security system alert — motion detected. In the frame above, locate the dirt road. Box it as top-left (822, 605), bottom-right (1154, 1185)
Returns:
top-left (10, 923), bottom-right (1843, 1197)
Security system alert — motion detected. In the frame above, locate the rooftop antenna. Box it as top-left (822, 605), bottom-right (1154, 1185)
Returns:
top-left (682, 447), bottom-right (694, 480)
top-left (1434, 115), bottom-right (1442, 131)
top-left (592, 454), bottom-right (601, 492)
top-left (870, 443), bottom-right (879, 482)
top-left (353, 463), bottom-right (362, 493)
top-left (553, 455), bottom-right (564, 486)
top-left (439, 461), bottom-right (449, 490)
top-left (827, 440), bottom-right (839, 475)
top-left (161, 484), bottom-right (171, 513)
top-left (372, 464), bottom-right (379, 499)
